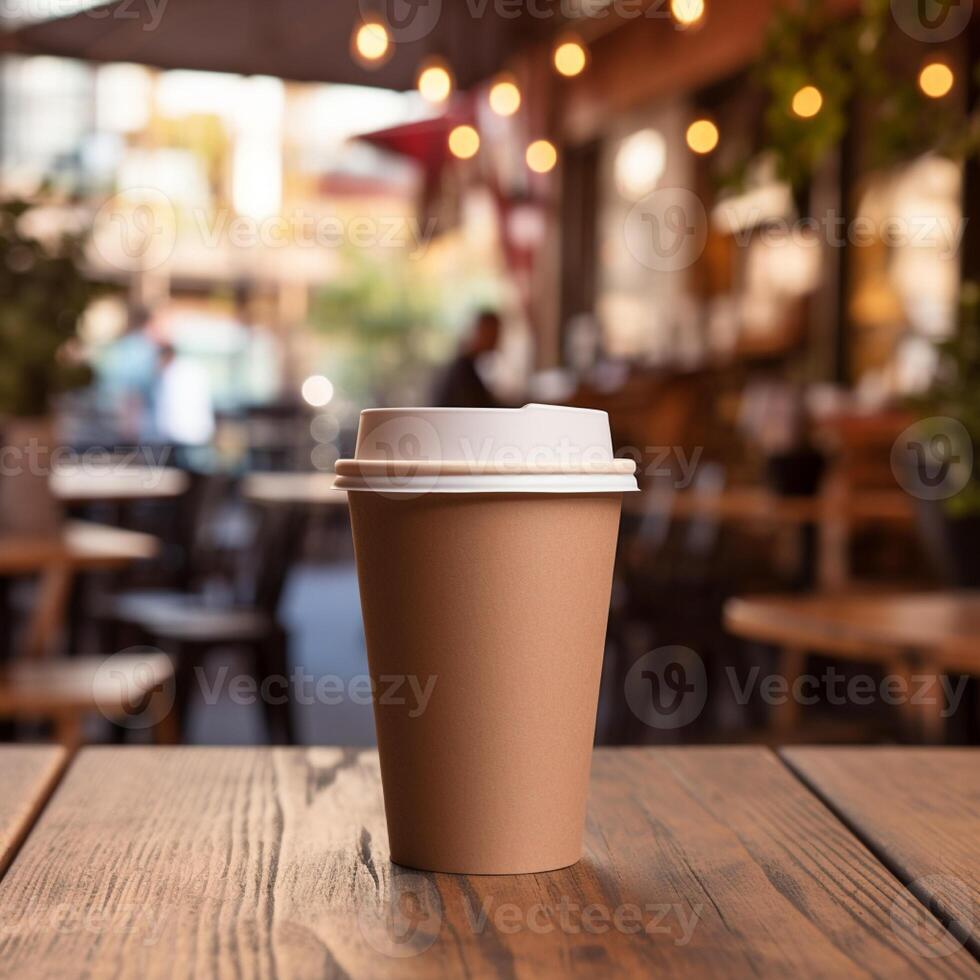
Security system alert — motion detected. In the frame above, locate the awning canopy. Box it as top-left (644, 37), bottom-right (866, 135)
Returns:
top-left (357, 112), bottom-right (468, 167)
top-left (5, 0), bottom-right (549, 90)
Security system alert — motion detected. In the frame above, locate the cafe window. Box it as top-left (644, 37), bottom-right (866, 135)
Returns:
top-left (849, 154), bottom-right (962, 394)
top-left (595, 101), bottom-right (701, 365)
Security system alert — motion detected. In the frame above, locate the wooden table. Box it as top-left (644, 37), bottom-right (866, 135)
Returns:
top-left (0, 747), bottom-right (977, 977)
top-left (784, 747), bottom-right (980, 960)
top-left (627, 486), bottom-right (913, 590)
top-left (0, 521), bottom-right (159, 658)
top-left (51, 465), bottom-right (189, 504)
top-left (725, 591), bottom-right (980, 739)
top-left (626, 486), bottom-right (912, 524)
top-left (0, 746), bottom-right (65, 876)
top-left (242, 471), bottom-right (347, 507)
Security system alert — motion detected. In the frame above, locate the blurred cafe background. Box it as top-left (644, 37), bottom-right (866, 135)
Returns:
top-left (0, 0), bottom-right (978, 748)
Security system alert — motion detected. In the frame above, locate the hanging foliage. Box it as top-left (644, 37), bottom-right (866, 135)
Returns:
top-left (736, 0), bottom-right (980, 189)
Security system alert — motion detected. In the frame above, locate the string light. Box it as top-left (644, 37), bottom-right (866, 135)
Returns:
top-left (919, 62), bottom-right (954, 98)
top-left (526, 139), bottom-right (558, 174)
top-left (791, 85), bottom-right (823, 118)
top-left (489, 75), bottom-right (521, 116)
top-left (553, 36), bottom-right (588, 77)
top-left (449, 125), bottom-right (480, 159)
top-left (670, 0), bottom-right (705, 27)
top-left (686, 118), bottom-right (719, 154)
top-left (352, 20), bottom-right (390, 64)
top-left (417, 58), bottom-right (453, 104)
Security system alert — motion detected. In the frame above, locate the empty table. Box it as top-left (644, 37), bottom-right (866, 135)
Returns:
top-left (725, 591), bottom-right (980, 739)
top-left (242, 472), bottom-right (347, 507)
top-left (51, 465), bottom-right (189, 504)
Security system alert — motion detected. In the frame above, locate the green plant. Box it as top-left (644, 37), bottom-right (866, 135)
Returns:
top-left (309, 249), bottom-right (447, 404)
top-left (924, 282), bottom-right (980, 515)
top-left (732, 0), bottom-right (980, 190)
top-left (0, 198), bottom-right (98, 418)
top-left (754, 0), bottom-right (859, 188)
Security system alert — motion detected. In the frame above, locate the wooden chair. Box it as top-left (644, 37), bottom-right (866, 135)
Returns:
top-left (0, 652), bottom-right (176, 752)
top-left (98, 502), bottom-right (307, 743)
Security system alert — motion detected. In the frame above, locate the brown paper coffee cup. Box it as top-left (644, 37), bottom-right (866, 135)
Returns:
top-left (338, 405), bottom-right (635, 874)
top-left (348, 490), bottom-right (623, 874)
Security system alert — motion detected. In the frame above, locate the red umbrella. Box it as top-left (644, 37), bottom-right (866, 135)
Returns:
top-left (356, 110), bottom-right (470, 172)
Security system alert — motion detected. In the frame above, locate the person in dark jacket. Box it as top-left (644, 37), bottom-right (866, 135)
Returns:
top-left (431, 310), bottom-right (501, 408)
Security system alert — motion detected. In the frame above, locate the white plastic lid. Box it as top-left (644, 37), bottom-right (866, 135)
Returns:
top-left (334, 404), bottom-right (638, 494)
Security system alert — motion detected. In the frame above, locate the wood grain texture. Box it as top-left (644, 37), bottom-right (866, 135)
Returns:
top-left (0, 747), bottom-right (977, 978)
top-left (0, 747), bottom-right (66, 877)
top-left (783, 748), bottom-right (980, 960)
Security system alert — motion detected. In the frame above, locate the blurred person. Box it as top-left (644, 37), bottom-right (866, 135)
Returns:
top-left (154, 344), bottom-right (215, 449)
top-left (98, 305), bottom-right (159, 441)
top-left (432, 309), bottom-right (502, 408)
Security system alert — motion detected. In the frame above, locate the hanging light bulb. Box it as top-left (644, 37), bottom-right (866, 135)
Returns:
top-left (417, 57), bottom-right (453, 104)
top-left (919, 62), bottom-right (954, 98)
top-left (351, 19), bottom-right (390, 65)
top-left (553, 35), bottom-right (588, 78)
top-left (791, 85), bottom-right (823, 118)
top-left (526, 139), bottom-right (558, 174)
top-left (685, 118), bottom-right (719, 154)
top-left (448, 125), bottom-right (480, 159)
top-left (670, 0), bottom-right (705, 27)
top-left (488, 74), bottom-right (522, 116)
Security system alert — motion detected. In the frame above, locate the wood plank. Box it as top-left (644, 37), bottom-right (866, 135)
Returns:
top-left (0, 747), bottom-right (976, 978)
top-left (0, 747), bottom-right (67, 877)
top-left (783, 748), bottom-right (980, 961)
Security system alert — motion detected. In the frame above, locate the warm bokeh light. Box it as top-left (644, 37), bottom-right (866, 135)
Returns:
top-left (919, 62), bottom-right (954, 98)
top-left (685, 118), bottom-right (719, 154)
top-left (553, 39), bottom-right (587, 78)
top-left (353, 21), bottom-right (390, 62)
top-left (526, 139), bottom-right (558, 174)
top-left (301, 375), bottom-right (334, 408)
top-left (670, 0), bottom-right (705, 26)
top-left (791, 85), bottom-right (823, 118)
top-left (417, 61), bottom-right (453, 103)
top-left (488, 76), bottom-right (521, 116)
top-left (448, 124), bottom-right (480, 159)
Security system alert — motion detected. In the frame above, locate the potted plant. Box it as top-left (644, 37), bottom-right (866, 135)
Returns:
top-left (910, 282), bottom-right (980, 585)
top-left (0, 198), bottom-right (97, 535)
